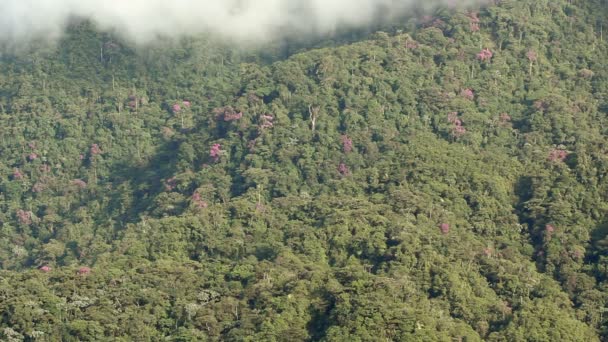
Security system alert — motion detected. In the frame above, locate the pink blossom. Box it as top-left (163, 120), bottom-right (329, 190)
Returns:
top-left (28, 153), bottom-right (38, 161)
top-left (447, 112), bottom-right (459, 123)
top-left (499, 113), bottom-right (512, 124)
top-left (224, 112), bottom-right (243, 121)
top-left (448, 112), bottom-right (466, 138)
top-left (13, 168), bottom-right (23, 180)
top-left (439, 223), bottom-right (450, 235)
top-left (341, 135), bottom-right (353, 153)
top-left (452, 125), bottom-right (467, 137)
top-left (461, 88), bottom-right (474, 100)
top-left (77, 266), bottom-right (91, 275)
top-left (526, 50), bottom-right (537, 62)
top-left (32, 182), bottom-right (45, 193)
top-left (16, 209), bottom-right (32, 225)
top-left (468, 12), bottom-right (480, 32)
top-left (192, 192), bottom-right (201, 202)
top-left (191, 192), bottom-right (208, 208)
top-left (545, 224), bottom-right (555, 233)
top-left (79, 154), bottom-right (85, 160)
top-left (477, 48), bottom-right (493, 62)
top-left (182, 100), bottom-right (191, 108)
top-left (260, 114), bottom-right (274, 129)
top-left (548, 149), bottom-right (568, 162)
top-left (213, 106), bottom-right (243, 122)
top-left (172, 104), bottom-right (182, 113)
top-left (210, 144), bottom-right (222, 162)
top-left (90, 144), bottom-right (102, 156)
top-left (164, 177), bottom-right (177, 191)
top-left (338, 163), bottom-right (349, 175)
top-left (72, 179), bottom-right (87, 189)
top-left (405, 40), bottom-right (419, 49)
top-left (39, 265), bottom-right (52, 272)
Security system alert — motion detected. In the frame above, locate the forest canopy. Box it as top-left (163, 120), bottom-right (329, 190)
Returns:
top-left (1, 0), bottom-right (608, 340)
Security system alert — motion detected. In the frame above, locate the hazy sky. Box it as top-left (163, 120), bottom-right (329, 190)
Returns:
top-left (0, 0), bottom-right (477, 44)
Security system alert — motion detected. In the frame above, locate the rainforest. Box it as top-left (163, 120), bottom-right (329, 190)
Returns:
top-left (1, 0), bottom-right (608, 341)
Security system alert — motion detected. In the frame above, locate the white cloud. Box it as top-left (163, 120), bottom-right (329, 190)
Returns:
top-left (0, 0), bottom-right (478, 44)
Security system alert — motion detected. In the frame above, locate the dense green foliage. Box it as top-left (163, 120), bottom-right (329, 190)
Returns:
top-left (1, 0), bottom-right (608, 340)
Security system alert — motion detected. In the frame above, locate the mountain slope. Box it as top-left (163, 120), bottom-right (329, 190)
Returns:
top-left (1, 0), bottom-right (608, 340)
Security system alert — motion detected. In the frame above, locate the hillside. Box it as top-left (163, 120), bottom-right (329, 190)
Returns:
top-left (1, 0), bottom-right (608, 340)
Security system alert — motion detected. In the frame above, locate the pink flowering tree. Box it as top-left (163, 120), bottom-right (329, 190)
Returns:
top-left (71, 179), bottom-right (87, 189)
top-left (172, 101), bottom-right (192, 128)
top-left (447, 112), bottom-right (466, 138)
top-left (544, 224), bottom-right (556, 241)
top-left (452, 125), bottom-right (466, 138)
top-left (77, 266), bottom-right (91, 275)
top-left (341, 135), bottom-right (353, 153)
top-left (210, 144), bottom-right (222, 162)
top-left (548, 149), bottom-right (568, 162)
top-left (439, 223), bottom-right (450, 235)
top-left (32, 182), bottom-right (45, 193)
top-left (13, 168), bottom-right (23, 180)
top-left (213, 106), bottom-right (243, 122)
top-left (338, 162), bottom-right (349, 175)
top-left (259, 114), bottom-right (274, 130)
top-left (405, 39), bottom-right (419, 50)
top-left (498, 113), bottom-right (512, 125)
top-left (468, 12), bottom-right (480, 32)
top-left (90, 144), bottom-right (102, 156)
top-left (16, 209), bottom-right (33, 225)
top-left (477, 48), bottom-right (493, 62)
top-left (191, 192), bottom-right (208, 209)
top-left (224, 112), bottom-right (243, 121)
top-left (461, 88), bottom-right (474, 100)
top-left (164, 177), bottom-right (177, 191)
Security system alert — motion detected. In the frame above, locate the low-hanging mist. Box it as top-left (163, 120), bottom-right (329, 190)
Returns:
top-left (0, 0), bottom-right (482, 45)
